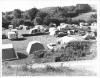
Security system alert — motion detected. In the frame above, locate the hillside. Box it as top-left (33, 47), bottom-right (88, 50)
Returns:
top-left (40, 7), bottom-right (58, 13)
top-left (39, 6), bottom-right (75, 13)
top-left (72, 12), bottom-right (97, 22)
top-left (2, 4), bottom-right (96, 28)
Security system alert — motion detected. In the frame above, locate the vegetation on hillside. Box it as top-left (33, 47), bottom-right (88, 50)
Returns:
top-left (72, 12), bottom-right (97, 24)
top-left (2, 4), bottom-right (97, 29)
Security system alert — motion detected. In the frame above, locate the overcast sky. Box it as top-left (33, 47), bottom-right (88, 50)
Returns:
top-left (0, 0), bottom-right (97, 12)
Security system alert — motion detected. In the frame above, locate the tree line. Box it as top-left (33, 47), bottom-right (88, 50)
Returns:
top-left (2, 4), bottom-right (96, 29)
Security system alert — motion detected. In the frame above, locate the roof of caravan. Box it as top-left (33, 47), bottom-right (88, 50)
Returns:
top-left (2, 44), bottom-right (13, 49)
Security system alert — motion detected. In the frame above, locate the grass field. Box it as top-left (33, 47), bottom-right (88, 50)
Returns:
top-left (2, 64), bottom-right (96, 76)
top-left (2, 29), bottom-right (59, 64)
top-left (2, 29), bottom-right (97, 76)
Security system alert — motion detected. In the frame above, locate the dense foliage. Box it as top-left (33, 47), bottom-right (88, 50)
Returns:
top-left (32, 41), bottom-right (92, 63)
top-left (2, 4), bottom-right (96, 28)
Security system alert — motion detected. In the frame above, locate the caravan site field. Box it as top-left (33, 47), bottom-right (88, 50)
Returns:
top-left (2, 2), bottom-right (98, 76)
top-left (2, 29), bottom-right (97, 76)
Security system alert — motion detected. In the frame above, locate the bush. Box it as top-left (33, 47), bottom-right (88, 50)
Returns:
top-left (84, 35), bottom-right (96, 40)
top-left (43, 18), bottom-right (60, 26)
top-left (71, 19), bottom-right (85, 25)
top-left (2, 33), bottom-right (8, 39)
top-left (65, 11), bottom-right (79, 17)
top-left (45, 65), bottom-right (62, 72)
top-left (32, 41), bottom-right (93, 63)
top-left (21, 65), bottom-right (29, 71)
top-left (31, 40), bottom-right (94, 63)
top-left (55, 41), bottom-right (92, 62)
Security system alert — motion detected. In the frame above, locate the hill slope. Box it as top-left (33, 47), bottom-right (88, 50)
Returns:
top-left (72, 12), bottom-right (97, 22)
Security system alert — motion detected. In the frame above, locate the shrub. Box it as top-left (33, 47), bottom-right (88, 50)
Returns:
top-left (32, 40), bottom-right (93, 63)
top-left (55, 41), bottom-right (92, 62)
top-left (45, 65), bottom-right (62, 72)
top-left (2, 33), bottom-right (8, 39)
top-left (43, 18), bottom-right (60, 26)
top-left (84, 35), bottom-right (96, 40)
top-left (21, 65), bottom-right (29, 71)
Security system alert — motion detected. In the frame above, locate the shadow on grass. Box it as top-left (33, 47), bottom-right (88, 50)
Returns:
top-left (11, 38), bottom-right (26, 41)
top-left (22, 33), bottom-right (49, 37)
top-left (2, 52), bottom-right (28, 62)
top-left (57, 34), bottom-right (67, 37)
top-left (17, 52), bottom-right (28, 60)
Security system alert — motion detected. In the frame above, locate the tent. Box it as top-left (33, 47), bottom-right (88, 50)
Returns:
top-left (70, 30), bottom-right (75, 35)
top-left (19, 25), bottom-right (23, 30)
top-left (34, 25), bottom-right (46, 33)
top-left (11, 29), bottom-right (18, 33)
top-left (26, 41), bottom-right (45, 54)
top-left (57, 24), bottom-right (68, 31)
top-left (60, 23), bottom-right (66, 26)
top-left (35, 25), bottom-right (44, 29)
top-left (2, 44), bottom-right (18, 61)
top-left (57, 36), bottom-right (77, 44)
top-left (9, 25), bottom-right (13, 29)
top-left (23, 26), bottom-right (28, 30)
top-left (47, 43), bottom-right (56, 50)
top-left (8, 32), bottom-right (18, 40)
top-left (29, 28), bottom-right (40, 34)
top-left (67, 30), bottom-right (70, 35)
top-left (79, 26), bottom-right (91, 32)
top-left (91, 26), bottom-right (97, 32)
top-left (79, 22), bottom-right (84, 26)
top-left (82, 33), bottom-right (96, 40)
top-left (49, 27), bottom-right (58, 36)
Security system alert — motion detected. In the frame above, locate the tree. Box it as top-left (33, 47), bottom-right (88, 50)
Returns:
top-left (87, 14), bottom-right (97, 23)
top-left (33, 17), bottom-right (43, 25)
top-left (11, 18), bottom-right (24, 28)
top-left (36, 12), bottom-right (48, 20)
top-left (2, 16), bottom-right (10, 28)
top-left (65, 11), bottom-right (78, 17)
top-left (91, 14), bottom-right (97, 19)
top-left (65, 17), bottom-right (72, 24)
top-left (24, 20), bottom-right (33, 26)
top-left (43, 15), bottom-right (51, 25)
top-left (65, 6), bottom-right (76, 11)
top-left (13, 9), bottom-right (22, 18)
top-left (5, 15), bottom-right (14, 22)
top-left (75, 4), bottom-right (92, 13)
top-left (28, 8), bottom-right (39, 21)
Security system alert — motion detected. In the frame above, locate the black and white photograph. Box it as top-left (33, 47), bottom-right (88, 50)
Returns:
top-left (1, 0), bottom-right (100, 76)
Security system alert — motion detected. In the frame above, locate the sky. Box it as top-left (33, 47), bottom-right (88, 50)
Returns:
top-left (0, 0), bottom-right (98, 12)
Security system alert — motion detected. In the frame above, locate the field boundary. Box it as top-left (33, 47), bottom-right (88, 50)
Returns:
top-left (9, 59), bottom-right (97, 73)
